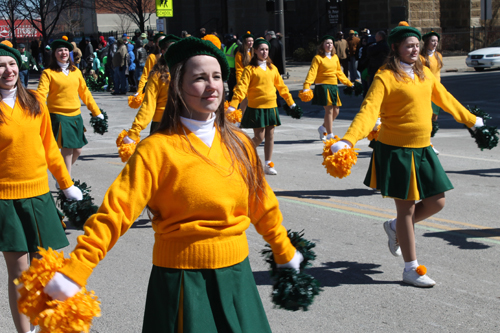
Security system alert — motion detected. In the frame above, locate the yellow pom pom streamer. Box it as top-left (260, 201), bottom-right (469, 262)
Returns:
top-left (202, 34), bottom-right (221, 49)
top-left (415, 265), bottom-right (427, 276)
top-left (226, 109), bottom-right (242, 124)
top-left (15, 247), bottom-right (101, 333)
top-left (399, 21), bottom-right (409, 26)
top-left (322, 136), bottom-right (359, 179)
top-left (116, 129), bottom-right (140, 162)
top-left (62, 36), bottom-right (68, 41)
top-left (128, 93), bottom-right (144, 109)
top-left (367, 124), bottom-right (381, 141)
top-left (298, 89), bottom-right (314, 102)
top-left (268, 161), bottom-right (275, 168)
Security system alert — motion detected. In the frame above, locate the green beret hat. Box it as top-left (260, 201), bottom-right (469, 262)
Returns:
top-left (241, 31), bottom-right (254, 41)
top-left (154, 33), bottom-right (166, 43)
top-left (320, 35), bottom-right (335, 43)
top-left (387, 21), bottom-right (421, 46)
top-left (50, 39), bottom-right (74, 51)
top-left (165, 37), bottom-right (230, 81)
top-left (159, 34), bottom-right (181, 48)
top-left (423, 30), bottom-right (440, 41)
top-left (0, 43), bottom-right (22, 67)
top-left (253, 38), bottom-right (270, 49)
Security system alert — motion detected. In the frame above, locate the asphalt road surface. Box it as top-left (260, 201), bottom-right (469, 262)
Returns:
top-left (1, 61), bottom-right (499, 332)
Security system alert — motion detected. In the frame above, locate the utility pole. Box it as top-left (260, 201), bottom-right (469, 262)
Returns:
top-left (274, 0), bottom-right (286, 77)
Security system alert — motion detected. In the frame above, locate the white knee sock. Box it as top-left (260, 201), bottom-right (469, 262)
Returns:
top-left (390, 218), bottom-right (397, 231)
top-left (404, 260), bottom-right (419, 272)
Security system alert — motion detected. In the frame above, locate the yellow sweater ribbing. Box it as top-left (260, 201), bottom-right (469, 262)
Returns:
top-left (230, 65), bottom-right (294, 109)
top-left (37, 68), bottom-right (101, 117)
top-left (342, 67), bottom-right (476, 148)
top-left (420, 52), bottom-right (442, 81)
top-left (127, 72), bottom-right (169, 141)
top-left (303, 54), bottom-right (353, 90)
top-left (137, 54), bottom-right (159, 94)
top-left (235, 51), bottom-right (250, 83)
top-left (59, 128), bottom-right (295, 287)
top-left (0, 95), bottom-right (73, 199)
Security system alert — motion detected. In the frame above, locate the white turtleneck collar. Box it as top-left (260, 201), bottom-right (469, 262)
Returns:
top-left (180, 113), bottom-right (216, 147)
top-left (0, 87), bottom-right (17, 108)
top-left (258, 60), bottom-right (267, 71)
top-left (57, 61), bottom-right (70, 76)
top-left (326, 52), bottom-right (332, 59)
top-left (427, 49), bottom-right (435, 56)
top-left (400, 61), bottom-right (415, 79)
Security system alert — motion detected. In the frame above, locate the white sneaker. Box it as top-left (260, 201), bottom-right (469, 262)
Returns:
top-left (383, 220), bottom-right (401, 257)
top-left (318, 125), bottom-right (327, 141)
top-left (325, 133), bottom-right (335, 141)
top-left (432, 144), bottom-right (440, 155)
top-left (264, 163), bottom-right (278, 175)
top-left (402, 268), bottom-right (436, 287)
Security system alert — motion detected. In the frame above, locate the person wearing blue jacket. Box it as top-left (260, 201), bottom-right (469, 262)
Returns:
top-left (127, 42), bottom-right (137, 92)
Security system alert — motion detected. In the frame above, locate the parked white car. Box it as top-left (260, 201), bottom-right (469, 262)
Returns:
top-left (465, 39), bottom-right (500, 71)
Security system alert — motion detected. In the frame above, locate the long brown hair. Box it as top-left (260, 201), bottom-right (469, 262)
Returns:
top-left (156, 58), bottom-right (264, 198)
top-left (0, 76), bottom-right (42, 124)
top-left (384, 40), bottom-right (426, 82)
top-left (47, 48), bottom-right (77, 72)
top-left (238, 37), bottom-right (254, 67)
top-left (249, 48), bottom-right (274, 69)
top-left (420, 38), bottom-right (443, 70)
top-left (149, 43), bottom-right (171, 83)
top-left (317, 39), bottom-right (336, 57)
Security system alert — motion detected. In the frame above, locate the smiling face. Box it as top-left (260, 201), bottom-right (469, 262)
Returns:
top-left (55, 47), bottom-right (70, 63)
top-left (245, 37), bottom-right (254, 49)
top-left (181, 55), bottom-right (224, 121)
top-left (0, 56), bottom-right (19, 90)
top-left (397, 36), bottom-right (420, 64)
top-left (323, 39), bottom-right (334, 53)
top-left (428, 36), bottom-right (439, 52)
top-left (255, 43), bottom-right (269, 61)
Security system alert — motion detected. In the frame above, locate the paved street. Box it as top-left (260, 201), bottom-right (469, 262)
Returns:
top-left (1, 58), bottom-right (500, 332)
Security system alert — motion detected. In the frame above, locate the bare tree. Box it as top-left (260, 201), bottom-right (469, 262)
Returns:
top-left (19, 0), bottom-right (81, 45)
top-left (59, 7), bottom-right (83, 36)
top-left (0, 0), bottom-right (25, 47)
top-left (95, 0), bottom-right (154, 32)
top-left (114, 14), bottom-right (133, 34)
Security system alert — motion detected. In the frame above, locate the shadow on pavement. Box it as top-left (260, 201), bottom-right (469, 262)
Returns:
top-left (274, 139), bottom-right (319, 145)
top-left (254, 261), bottom-right (401, 287)
top-left (274, 188), bottom-right (377, 199)
top-left (445, 167), bottom-right (500, 177)
top-left (78, 153), bottom-right (120, 161)
top-left (422, 228), bottom-right (499, 250)
top-left (130, 218), bottom-right (152, 229)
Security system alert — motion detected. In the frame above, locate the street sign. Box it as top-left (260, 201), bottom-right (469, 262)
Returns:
top-left (327, 4), bottom-right (339, 25)
top-left (156, 19), bottom-right (164, 32)
top-left (156, 0), bottom-right (173, 18)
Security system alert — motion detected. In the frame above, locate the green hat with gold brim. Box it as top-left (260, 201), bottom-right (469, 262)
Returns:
top-left (154, 33), bottom-right (166, 43)
top-left (50, 36), bottom-right (74, 51)
top-left (320, 35), bottom-right (335, 43)
top-left (241, 31), bottom-right (254, 41)
top-left (159, 34), bottom-right (181, 49)
top-left (423, 30), bottom-right (440, 41)
top-left (253, 38), bottom-right (270, 49)
top-left (0, 43), bottom-right (22, 67)
top-left (387, 21), bottom-right (421, 46)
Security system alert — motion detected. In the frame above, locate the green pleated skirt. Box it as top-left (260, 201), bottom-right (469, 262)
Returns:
top-left (0, 192), bottom-right (69, 252)
top-left (312, 84), bottom-right (342, 107)
top-left (142, 257), bottom-right (272, 333)
top-left (363, 141), bottom-right (453, 200)
top-left (50, 113), bottom-right (88, 149)
top-left (240, 107), bottom-right (281, 129)
top-left (431, 102), bottom-right (441, 116)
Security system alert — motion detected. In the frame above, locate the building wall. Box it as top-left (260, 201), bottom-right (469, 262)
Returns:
top-left (96, 13), bottom-right (158, 33)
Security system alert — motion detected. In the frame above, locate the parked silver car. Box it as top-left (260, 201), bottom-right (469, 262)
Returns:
top-left (465, 39), bottom-right (500, 71)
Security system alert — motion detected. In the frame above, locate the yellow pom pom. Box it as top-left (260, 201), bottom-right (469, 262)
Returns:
top-left (128, 93), bottom-right (144, 109)
top-left (224, 100), bottom-right (229, 111)
top-left (62, 36), bottom-right (68, 41)
top-left (415, 265), bottom-right (427, 276)
top-left (321, 136), bottom-right (359, 179)
top-left (247, 31), bottom-right (251, 34)
top-left (1, 40), bottom-right (13, 48)
top-left (226, 108), bottom-right (243, 124)
top-left (202, 34), bottom-right (221, 49)
top-left (15, 247), bottom-right (101, 331)
top-left (118, 142), bottom-right (139, 163)
top-left (298, 89), bottom-right (314, 102)
top-left (116, 129), bottom-right (127, 147)
top-left (399, 21), bottom-right (409, 26)
top-left (268, 161), bottom-right (274, 168)
top-left (367, 124), bottom-right (381, 141)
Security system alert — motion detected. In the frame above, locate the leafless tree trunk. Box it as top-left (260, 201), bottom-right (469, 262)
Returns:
top-left (59, 7), bottom-right (83, 36)
top-left (114, 14), bottom-right (133, 34)
top-left (95, 0), bottom-right (154, 32)
top-left (0, 0), bottom-right (25, 47)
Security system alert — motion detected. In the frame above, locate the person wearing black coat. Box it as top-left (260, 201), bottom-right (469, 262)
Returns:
top-left (366, 31), bottom-right (390, 89)
top-left (265, 31), bottom-right (285, 75)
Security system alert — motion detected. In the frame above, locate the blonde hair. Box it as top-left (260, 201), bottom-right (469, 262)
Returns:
top-left (385, 41), bottom-right (426, 82)
top-left (420, 38), bottom-right (443, 70)
top-left (317, 39), bottom-right (336, 57)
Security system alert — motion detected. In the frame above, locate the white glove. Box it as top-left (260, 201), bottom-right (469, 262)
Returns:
top-left (302, 89), bottom-right (310, 93)
top-left (33, 65), bottom-right (38, 71)
top-left (373, 118), bottom-right (381, 131)
top-left (290, 103), bottom-right (296, 108)
top-left (134, 92), bottom-right (139, 97)
top-left (44, 272), bottom-right (81, 301)
top-left (96, 113), bottom-right (104, 120)
top-left (62, 185), bottom-right (83, 201)
top-left (122, 135), bottom-right (135, 144)
top-left (277, 250), bottom-right (304, 273)
top-left (330, 140), bottom-right (352, 153)
top-left (228, 106), bottom-right (236, 112)
top-left (472, 117), bottom-right (484, 130)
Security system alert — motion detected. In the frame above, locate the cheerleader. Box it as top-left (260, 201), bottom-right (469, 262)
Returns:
top-left (136, 34), bottom-right (180, 95)
top-left (0, 44), bottom-right (82, 333)
top-left (234, 31), bottom-right (254, 113)
top-left (229, 38), bottom-right (297, 175)
top-left (43, 37), bottom-right (301, 332)
top-left (37, 37), bottom-right (103, 177)
top-left (303, 35), bottom-right (354, 141)
top-left (331, 23), bottom-right (483, 287)
top-left (123, 37), bottom-right (174, 144)
top-left (420, 30), bottom-right (443, 155)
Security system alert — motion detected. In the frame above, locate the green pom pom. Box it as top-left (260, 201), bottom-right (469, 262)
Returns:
top-left (89, 110), bottom-right (108, 135)
top-left (468, 126), bottom-right (499, 150)
top-left (283, 104), bottom-right (303, 119)
top-left (431, 120), bottom-right (439, 137)
top-left (343, 81), bottom-right (363, 97)
top-left (85, 70), bottom-right (107, 92)
top-left (57, 180), bottom-right (98, 230)
top-left (261, 230), bottom-right (322, 311)
top-left (467, 105), bottom-right (492, 123)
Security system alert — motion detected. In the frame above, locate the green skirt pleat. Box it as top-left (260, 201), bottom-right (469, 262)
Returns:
top-left (363, 141), bottom-right (453, 200)
top-left (431, 102), bottom-right (441, 115)
top-left (240, 107), bottom-right (281, 129)
top-left (142, 257), bottom-right (271, 333)
top-left (50, 113), bottom-right (88, 149)
top-left (0, 192), bottom-right (69, 252)
top-left (312, 84), bottom-right (340, 106)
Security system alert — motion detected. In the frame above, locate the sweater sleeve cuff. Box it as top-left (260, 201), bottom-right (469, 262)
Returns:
top-left (303, 83), bottom-right (311, 90)
top-left (341, 134), bottom-right (356, 147)
top-left (59, 258), bottom-right (94, 288)
top-left (127, 129), bottom-right (140, 142)
top-left (229, 100), bottom-right (239, 109)
top-left (58, 178), bottom-right (74, 191)
top-left (273, 244), bottom-right (297, 265)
